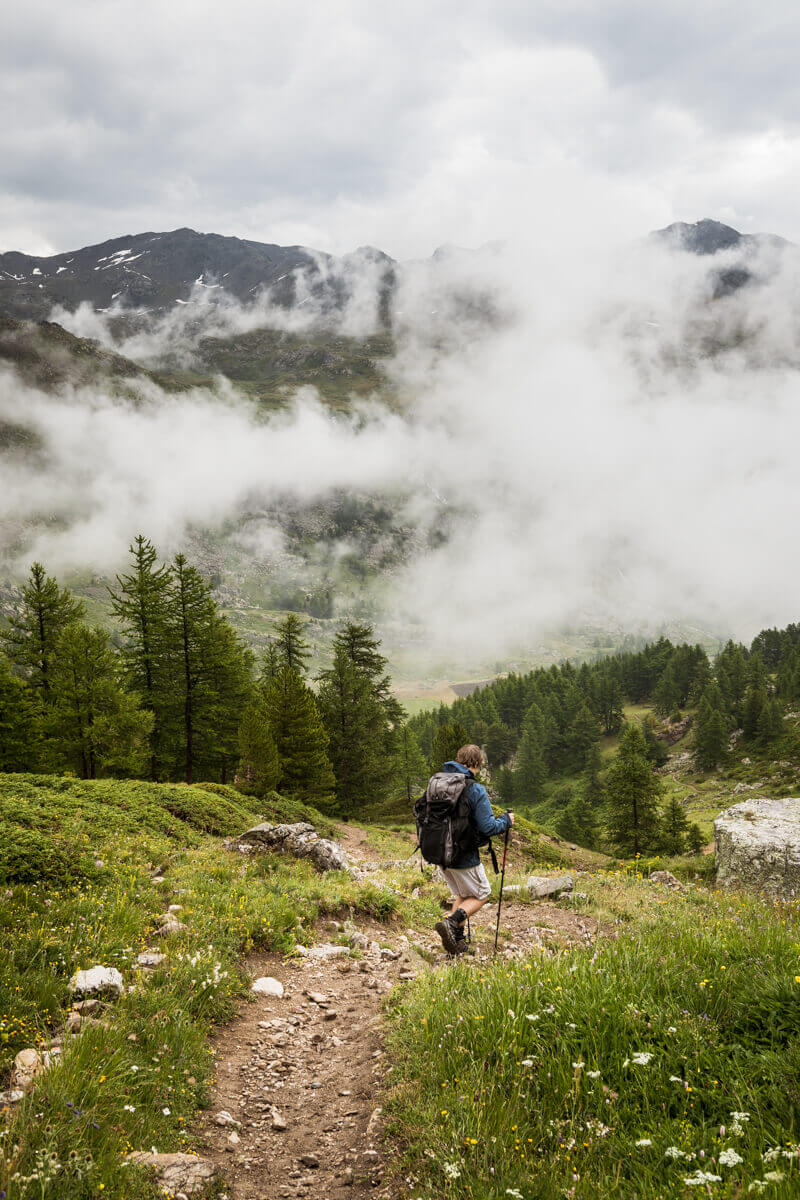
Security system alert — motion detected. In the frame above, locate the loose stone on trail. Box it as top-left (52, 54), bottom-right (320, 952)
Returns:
top-left (251, 976), bottom-right (284, 997)
top-left (526, 873), bottom-right (574, 899)
top-left (68, 965), bottom-right (124, 998)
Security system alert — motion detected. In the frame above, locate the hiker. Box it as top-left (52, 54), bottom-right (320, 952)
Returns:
top-left (428, 744), bottom-right (514, 955)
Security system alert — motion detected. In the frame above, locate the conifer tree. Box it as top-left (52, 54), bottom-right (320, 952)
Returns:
top-left (262, 664), bottom-right (334, 802)
top-left (641, 715), bottom-right (669, 768)
top-left (512, 725), bottom-right (547, 803)
top-left (604, 723), bottom-right (663, 856)
top-left (108, 535), bottom-right (172, 778)
top-left (557, 795), bottom-right (598, 849)
top-left (484, 720), bottom-right (516, 767)
top-left (0, 652), bottom-right (41, 770)
top-left (429, 721), bottom-right (470, 773)
top-left (694, 697), bottom-right (728, 770)
top-left (495, 765), bottom-right (515, 808)
top-left (742, 686), bottom-right (766, 739)
top-left (47, 624), bottom-right (152, 778)
top-left (687, 823), bottom-right (705, 854)
top-left (274, 614), bottom-right (311, 675)
top-left (394, 724), bottom-right (429, 804)
top-left (2, 563), bottom-right (84, 701)
top-left (165, 554), bottom-right (252, 783)
top-left (568, 703), bottom-right (601, 770)
top-left (583, 743), bottom-right (606, 809)
top-left (662, 794), bottom-right (689, 855)
top-left (318, 646), bottom-right (384, 816)
top-left (757, 697), bottom-right (783, 743)
top-left (236, 697), bottom-right (280, 797)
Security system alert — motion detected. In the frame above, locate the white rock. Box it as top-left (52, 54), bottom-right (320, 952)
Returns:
top-left (526, 874), bottom-right (574, 899)
top-left (716, 798), bottom-right (800, 896)
top-left (11, 1049), bottom-right (43, 1090)
top-left (0, 1089), bottom-right (25, 1105)
top-left (136, 952), bottom-right (166, 968)
top-left (271, 1105), bottom-right (288, 1130)
top-left (251, 977), bottom-right (284, 997)
top-left (214, 1110), bottom-right (241, 1128)
top-left (68, 966), bottom-right (124, 999)
top-left (127, 1152), bottom-right (217, 1195)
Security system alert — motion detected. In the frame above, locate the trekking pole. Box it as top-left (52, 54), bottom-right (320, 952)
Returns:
top-left (493, 818), bottom-right (511, 956)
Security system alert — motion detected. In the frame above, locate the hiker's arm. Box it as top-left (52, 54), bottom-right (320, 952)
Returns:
top-left (471, 785), bottom-right (512, 837)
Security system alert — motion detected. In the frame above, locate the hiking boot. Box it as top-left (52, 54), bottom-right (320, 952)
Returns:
top-left (454, 936), bottom-right (475, 956)
top-left (435, 910), bottom-right (466, 955)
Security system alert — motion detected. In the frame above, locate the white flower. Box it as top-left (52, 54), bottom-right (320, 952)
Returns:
top-left (162, 1107), bottom-right (170, 1116)
top-left (719, 1148), bottom-right (743, 1167)
top-left (748, 1183), bottom-right (767, 1194)
top-left (764, 1172), bottom-right (785, 1183)
top-left (587, 1070), bottom-right (601, 1079)
top-left (629, 1051), bottom-right (653, 1066)
top-left (762, 1148), bottom-right (780, 1163)
top-left (443, 1162), bottom-right (461, 1180)
top-left (635, 1138), bottom-right (652, 1147)
top-left (665, 1146), bottom-right (685, 1159)
top-left (567, 1022), bottom-right (577, 1030)
top-left (669, 1075), bottom-right (683, 1083)
top-left (506, 1191), bottom-right (524, 1199)
top-left (572, 1061), bottom-right (585, 1069)
top-left (730, 1111), bottom-right (750, 1122)
top-left (666, 1026), bottom-right (677, 1034)
top-left (123, 1105), bottom-right (136, 1113)
top-left (525, 1014), bottom-right (540, 1022)
top-left (684, 1171), bottom-right (722, 1186)
top-left (520, 1059), bottom-right (534, 1068)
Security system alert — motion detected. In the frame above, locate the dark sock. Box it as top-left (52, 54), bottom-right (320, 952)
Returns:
top-left (452, 907), bottom-right (467, 925)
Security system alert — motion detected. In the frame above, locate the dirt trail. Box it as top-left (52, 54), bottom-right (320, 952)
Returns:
top-left (195, 840), bottom-right (599, 1199)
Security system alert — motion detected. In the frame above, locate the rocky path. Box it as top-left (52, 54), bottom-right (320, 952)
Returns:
top-left (193, 829), bottom-right (599, 1200)
top-left (196, 936), bottom-right (408, 1200)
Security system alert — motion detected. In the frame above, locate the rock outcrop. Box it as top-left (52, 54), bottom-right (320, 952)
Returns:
top-left (526, 873), bottom-right (574, 899)
top-left (68, 965), bottom-right (124, 998)
top-left (715, 798), bottom-right (800, 897)
top-left (127, 1151), bottom-right (218, 1196)
top-left (230, 822), bottom-right (350, 872)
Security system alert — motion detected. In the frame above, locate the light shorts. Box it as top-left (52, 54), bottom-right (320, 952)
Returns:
top-left (440, 862), bottom-right (491, 902)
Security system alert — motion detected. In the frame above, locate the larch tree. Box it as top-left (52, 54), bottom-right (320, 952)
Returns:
top-left (2, 563), bottom-right (84, 702)
top-left (604, 722), bottom-right (663, 857)
top-left (47, 624), bottom-right (152, 778)
top-left (236, 695), bottom-right (280, 797)
top-left (108, 534), bottom-right (173, 778)
top-left (0, 652), bottom-right (41, 771)
top-left (262, 664), bottom-right (335, 803)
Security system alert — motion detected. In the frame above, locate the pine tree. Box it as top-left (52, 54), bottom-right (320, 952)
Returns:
top-left (568, 703), bottom-right (600, 770)
top-left (2, 563), bottom-right (84, 701)
top-left (662, 794), bottom-right (689, 855)
top-left (757, 697), bottom-right (783, 744)
top-left (557, 795), bottom-right (598, 849)
top-left (604, 723), bottom-right (663, 856)
top-left (495, 765), bottom-right (515, 808)
top-left (273, 614), bottom-right (311, 675)
top-left (165, 554), bottom-right (253, 783)
top-left (236, 697), bottom-right (280, 797)
top-left (592, 670), bottom-right (624, 735)
top-left (694, 697), bottom-right (728, 770)
top-left (742, 686), bottom-right (766, 739)
top-left (429, 721), bottom-right (470, 773)
top-left (47, 624), bottom-right (152, 778)
top-left (653, 665), bottom-right (681, 718)
top-left (0, 652), bottom-right (41, 771)
top-left (484, 720), bottom-right (516, 767)
top-left (512, 725), bottom-right (547, 803)
top-left (318, 646), bottom-right (384, 816)
top-left (583, 743), bottom-right (606, 809)
top-left (262, 664), bottom-right (334, 802)
top-left (108, 535), bottom-right (172, 778)
top-left (641, 715), bottom-right (669, 768)
top-left (394, 725), bottom-right (428, 804)
top-left (687, 823), bottom-right (705, 854)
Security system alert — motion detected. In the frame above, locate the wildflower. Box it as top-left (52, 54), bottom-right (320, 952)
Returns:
top-left (635, 1138), bottom-right (652, 1147)
top-left (762, 1148), bottom-right (781, 1162)
top-left (123, 1105), bottom-right (136, 1113)
top-left (506, 1191), bottom-right (524, 1199)
top-left (624, 1052), bottom-right (653, 1067)
top-left (669, 1075), bottom-right (683, 1083)
top-left (684, 1171), bottom-right (722, 1186)
top-left (665, 1146), bottom-right (685, 1159)
top-left (666, 1026), bottom-right (677, 1033)
top-left (442, 1162), bottom-right (461, 1180)
top-left (764, 1172), bottom-right (785, 1183)
top-left (162, 1107), bottom-right (170, 1116)
top-left (525, 1014), bottom-right (540, 1022)
top-left (719, 1148), bottom-right (743, 1167)
top-left (520, 1059), bottom-right (534, 1068)
top-left (586, 1070), bottom-right (601, 1079)
top-left (572, 1061), bottom-right (585, 1070)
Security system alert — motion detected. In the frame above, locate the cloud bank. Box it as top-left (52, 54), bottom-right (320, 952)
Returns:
top-left (3, 233), bottom-right (800, 662)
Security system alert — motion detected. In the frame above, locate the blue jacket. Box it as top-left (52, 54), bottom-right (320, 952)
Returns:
top-left (442, 760), bottom-right (511, 868)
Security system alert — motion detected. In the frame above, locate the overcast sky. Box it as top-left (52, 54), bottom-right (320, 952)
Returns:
top-left (4, 0), bottom-right (800, 258)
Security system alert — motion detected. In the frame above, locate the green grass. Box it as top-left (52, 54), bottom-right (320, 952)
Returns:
top-left (384, 873), bottom-right (800, 1198)
top-left (0, 774), bottom-right (424, 1199)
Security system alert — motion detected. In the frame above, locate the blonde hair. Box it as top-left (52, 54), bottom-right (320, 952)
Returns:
top-left (456, 744), bottom-right (484, 770)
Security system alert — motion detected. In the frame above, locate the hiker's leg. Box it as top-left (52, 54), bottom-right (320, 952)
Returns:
top-left (450, 895), bottom-right (486, 918)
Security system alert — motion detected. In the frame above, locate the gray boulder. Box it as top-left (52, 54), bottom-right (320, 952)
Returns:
top-left (127, 1152), bottom-right (217, 1195)
top-left (526, 873), bottom-right (574, 899)
top-left (231, 822), bottom-right (349, 872)
top-left (715, 798), bottom-right (800, 896)
top-left (68, 965), bottom-right (124, 998)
